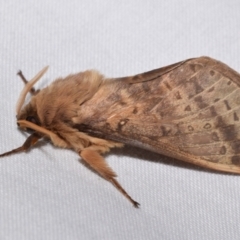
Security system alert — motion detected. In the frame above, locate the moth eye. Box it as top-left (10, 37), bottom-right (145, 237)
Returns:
top-left (26, 116), bottom-right (36, 124)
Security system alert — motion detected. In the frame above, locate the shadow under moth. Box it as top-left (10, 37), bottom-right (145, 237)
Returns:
top-left (1, 56), bottom-right (240, 207)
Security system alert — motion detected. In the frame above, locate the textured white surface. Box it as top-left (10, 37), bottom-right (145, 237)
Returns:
top-left (0, 0), bottom-right (240, 239)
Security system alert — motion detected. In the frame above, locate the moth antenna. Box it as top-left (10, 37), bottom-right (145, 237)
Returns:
top-left (16, 66), bottom-right (49, 117)
top-left (0, 132), bottom-right (41, 157)
top-left (17, 70), bottom-right (37, 95)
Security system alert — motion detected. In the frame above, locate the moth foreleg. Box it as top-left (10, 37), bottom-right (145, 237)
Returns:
top-left (80, 148), bottom-right (140, 208)
top-left (0, 132), bottom-right (41, 157)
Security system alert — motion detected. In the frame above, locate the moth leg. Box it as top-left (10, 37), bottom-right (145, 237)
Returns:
top-left (80, 148), bottom-right (140, 208)
top-left (0, 132), bottom-right (41, 157)
top-left (17, 70), bottom-right (38, 95)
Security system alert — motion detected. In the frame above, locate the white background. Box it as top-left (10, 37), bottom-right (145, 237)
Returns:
top-left (0, 1), bottom-right (240, 239)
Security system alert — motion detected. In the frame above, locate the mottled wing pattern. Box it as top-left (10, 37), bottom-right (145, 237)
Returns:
top-left (79, 57), bottom-right (240, 173)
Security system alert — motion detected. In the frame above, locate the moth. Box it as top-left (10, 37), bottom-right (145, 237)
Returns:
top-left (1, 56), bottom-right (240, 207)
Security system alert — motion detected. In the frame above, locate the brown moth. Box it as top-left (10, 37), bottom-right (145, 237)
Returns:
top-left (1, 56), bottom-right (240, 207)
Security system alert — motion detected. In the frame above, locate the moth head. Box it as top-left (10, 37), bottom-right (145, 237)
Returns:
top-left (16, 66), bottom-right (48, 132)
top-left (17, 102), bottom-right (40, 133)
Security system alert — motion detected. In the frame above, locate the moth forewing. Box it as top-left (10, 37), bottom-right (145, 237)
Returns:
top-left (1, 56), bottom-right (240, 207)
top-left (75, 56), bottom-right (240, 174)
